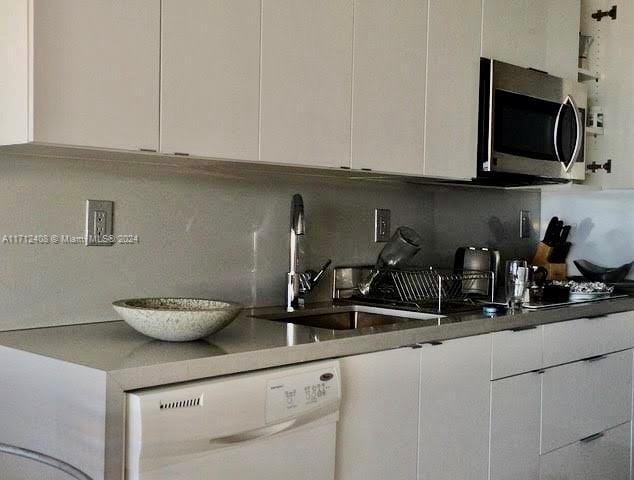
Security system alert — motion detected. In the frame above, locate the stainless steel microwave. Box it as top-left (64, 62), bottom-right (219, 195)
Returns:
top-left (477, 58), bottom-right (587, 183)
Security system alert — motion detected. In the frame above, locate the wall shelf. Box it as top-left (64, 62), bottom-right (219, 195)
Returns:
top-left (586, 126), bottom-right (604, 135)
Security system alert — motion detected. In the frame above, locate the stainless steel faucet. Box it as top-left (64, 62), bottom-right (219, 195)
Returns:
top-left (287, 194), bottom-right (331, 311)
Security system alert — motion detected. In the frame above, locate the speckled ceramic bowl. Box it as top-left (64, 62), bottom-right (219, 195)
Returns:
top-left (112, 298), bottom-right (242, 342)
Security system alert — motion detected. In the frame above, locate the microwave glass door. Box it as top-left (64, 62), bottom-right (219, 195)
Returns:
top-left (494, 90), bottom-right (584, 169)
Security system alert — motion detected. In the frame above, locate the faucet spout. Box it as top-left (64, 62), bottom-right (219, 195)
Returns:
top-left (291, 194), bottom-right (305, 235)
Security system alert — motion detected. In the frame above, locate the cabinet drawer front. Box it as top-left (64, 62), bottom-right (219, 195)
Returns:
top-left (541, 350), bottom-right (632, 454)
top-left (540, 422), bottom-right (631, 480)
top-left (543, 312), bottom-right (633, 367)
top-left (491, 326), bottom-right (542, 379)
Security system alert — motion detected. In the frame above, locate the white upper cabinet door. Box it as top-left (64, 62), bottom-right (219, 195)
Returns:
top-left (0, 1), bottom-right (29, 145)
top-left (31, 0), bottom-right (160, 151)
top-left (419, 334), bottom-right (492, 480)
top-left (160, 0), bottom-right (261, 160)
top-left (482, 0), bottom-right (581, 80)
top-left (423, 0), bottom-right (481, 180)
top-left (336, 348), bottom-right (420, 480)
top-left (260, 0), bottom-right (353, 168)
top-left (543, 0), bottom-right (581, 80)
top-left (482, 0), bottom-right (547, 70)
top-left (351, 0), bottom-right (427, 175)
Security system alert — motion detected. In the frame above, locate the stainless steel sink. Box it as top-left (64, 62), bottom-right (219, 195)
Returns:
top-left (254, 305), bottom-right (442, 330)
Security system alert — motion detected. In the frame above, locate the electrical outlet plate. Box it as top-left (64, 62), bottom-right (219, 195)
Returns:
top-left (374, 208), bottom-right (391, 242)
top-left (85, 200), bottom-right (114, 246)
top-left (520, 210), bottom-right (531, 239)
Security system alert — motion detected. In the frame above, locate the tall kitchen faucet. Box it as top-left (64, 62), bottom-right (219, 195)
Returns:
top-left (287, 194), bottom-right (331, 311)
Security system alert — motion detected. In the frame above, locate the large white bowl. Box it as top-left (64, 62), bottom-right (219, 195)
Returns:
top-left (113, 298), bottom-right (242, 342)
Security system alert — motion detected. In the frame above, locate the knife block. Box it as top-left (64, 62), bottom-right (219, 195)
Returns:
top-left (533, 242), bottom-right (567, 281)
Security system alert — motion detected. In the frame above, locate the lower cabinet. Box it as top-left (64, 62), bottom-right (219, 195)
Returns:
top-left (336, 335), bottom-right (493, 480)
top-left (336, 318), bottom-right (634, 480)
top-left (540, 422), bottom-right (631, 480)
top-left (490, 372), bottom-right (541, 480)
top-left (541, 349), bottom-right (633, 454)
top-left (490, 347), bottom-right (633, 480)
top-left (336, 347), bottom-right (420, 480)
top-left (418, 335), bottom-right (492, 480)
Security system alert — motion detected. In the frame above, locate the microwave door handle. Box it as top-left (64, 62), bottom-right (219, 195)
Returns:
top-left (553, 99), bottom-right (565, 165)
top-left (566, 94), bottom-right (583, 172)
top-left (554, 95), bottom-right (582, 172)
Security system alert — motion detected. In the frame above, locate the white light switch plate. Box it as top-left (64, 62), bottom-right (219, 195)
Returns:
top-left (85, 200), bottom-right (114, 246)
top-left (374, 208), bottom-right (391, 242)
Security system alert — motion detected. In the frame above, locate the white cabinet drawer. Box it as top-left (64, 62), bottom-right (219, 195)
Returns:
top-left (541, 350), bottom-right (632, 454)
top-left (543, 312), bottom-right (634, 367)
top-left (540, 422), bottom-right (631, 480)
top-left (491, 325), bottom-right (542, 379)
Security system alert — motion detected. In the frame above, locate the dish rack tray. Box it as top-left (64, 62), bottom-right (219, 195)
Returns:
top-left (375, 268), bottom-right (495, 313)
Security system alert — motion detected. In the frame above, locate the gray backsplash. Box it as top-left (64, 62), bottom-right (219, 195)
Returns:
top-left (0, 154), bottom-right (540, 330)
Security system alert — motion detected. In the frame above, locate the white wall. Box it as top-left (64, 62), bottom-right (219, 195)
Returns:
top-left (541, 190), bottom-right (634, 278)
top-left (0, 154), bottom-right (539, 330)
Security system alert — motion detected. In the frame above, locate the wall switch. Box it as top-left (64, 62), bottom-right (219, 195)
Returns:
top-left (374, 208), bottom-right (391, 242)
top-left (86, 200), bottom-right (114, 246)
top-left (519, 210), bottom-right (531, 239)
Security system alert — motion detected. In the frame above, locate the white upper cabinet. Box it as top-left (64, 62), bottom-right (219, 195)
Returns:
top-left (27, 0), bottom-right (159, 151)
top-left (423, 0), bottom-right (481, 180)
top-left (0, 1), bottom-right (29, 146)
top-left (482, 0), bottom-right (581, 80)
top-left (260, 0), bottom-right (353, 168)
top-left (160, 0), bottom-right (261, 160)
top-left (351, 0), bottom-right (428, 175)
top-left (1, 0), bottom-right (484, 180)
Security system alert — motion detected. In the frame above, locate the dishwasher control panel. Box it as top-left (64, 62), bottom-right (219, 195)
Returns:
top-left (266, 366), bottom-right (341, 424)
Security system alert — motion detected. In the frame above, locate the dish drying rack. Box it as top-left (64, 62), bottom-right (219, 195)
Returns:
top-left (365, 268), bottom-right (495, 313)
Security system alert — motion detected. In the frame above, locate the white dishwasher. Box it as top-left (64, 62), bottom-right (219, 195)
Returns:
top-left (126, 360), bottom-right (341, 480)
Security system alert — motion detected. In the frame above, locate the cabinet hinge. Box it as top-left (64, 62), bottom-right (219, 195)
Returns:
top-left (592, 5), bottom-right (617, 21)
top-left (587, 159), bottom-right (611, 174)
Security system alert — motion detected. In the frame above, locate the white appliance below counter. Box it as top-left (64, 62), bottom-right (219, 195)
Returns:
top-left (126, 360), bottom-right (341, 480)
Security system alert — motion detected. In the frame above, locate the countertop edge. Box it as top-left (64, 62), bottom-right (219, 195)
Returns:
top-left (108, 297), bottom-right (634, 391)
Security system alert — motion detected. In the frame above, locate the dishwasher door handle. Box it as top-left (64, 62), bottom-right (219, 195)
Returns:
top-left (209, 399), bottom-right (339, 448)
top-left (210, 418), bottom-right (297, 445)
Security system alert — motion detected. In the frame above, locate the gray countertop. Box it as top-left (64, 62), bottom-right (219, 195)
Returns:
top-left (1, 298), bottom-right (634, 391)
